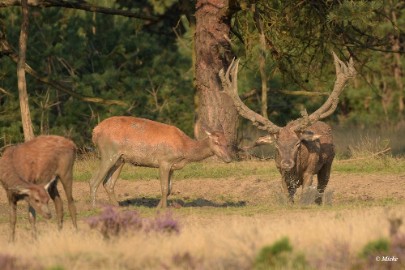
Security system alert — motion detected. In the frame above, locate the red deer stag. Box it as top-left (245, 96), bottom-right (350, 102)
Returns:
top-left (90, 116), bottom-right (232, 208)
top-left (220, 52), bottom-right (356, 204)
top-left (0, 135), bottom-right (77, 241)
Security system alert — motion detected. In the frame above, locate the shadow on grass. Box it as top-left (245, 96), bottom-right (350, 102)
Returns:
top-left (119, 197), bottom-right (246, 208)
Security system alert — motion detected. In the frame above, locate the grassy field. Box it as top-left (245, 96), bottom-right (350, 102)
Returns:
top-left (1, 157), bottom-right (405, 269)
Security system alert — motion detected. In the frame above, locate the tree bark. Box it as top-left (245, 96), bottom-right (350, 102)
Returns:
top-left (194, 0), bottom-right (238, 149)
top-left (254, 7), bottom-right (268, 119)
top-left (17, 0), bottom-right (34, 141)
top-left (389, 4), bottom-right (404, 120)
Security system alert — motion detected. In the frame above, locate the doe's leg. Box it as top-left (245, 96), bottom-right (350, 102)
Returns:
top-left (8, 199), bottom-right (17, 242)
top-left (157, 163), bottom-right (173, 208)
top-left (60, 171), bottom-right (78, 229)
top-left (89, 154), bottom-right (121, 207)
top-left (48, 180), bottom-right (64, 230)
top-left (103, 160), bottom-right (124, 206)
top-left (28, 205), bottom-right (37, 239)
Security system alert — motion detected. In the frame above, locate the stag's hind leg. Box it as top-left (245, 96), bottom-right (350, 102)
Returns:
top-left (315, 163), bottom-right (332, 205)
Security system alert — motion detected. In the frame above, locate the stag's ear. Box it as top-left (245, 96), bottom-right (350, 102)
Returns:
top-left (299, 131), bottom-right (321, 141)
top-left (255, 135), bottom-right (275, 145)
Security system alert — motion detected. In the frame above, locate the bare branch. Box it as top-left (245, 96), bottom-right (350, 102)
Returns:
top-left (1, 37), bottom-right (127, 107)
top-left (0, 87), bottom-right (13, 96)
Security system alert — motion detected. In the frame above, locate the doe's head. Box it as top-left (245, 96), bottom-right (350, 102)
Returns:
top-left (13, 184), bottom-right (52, 219)
top-left (205, 130), bottom-right (233, 163)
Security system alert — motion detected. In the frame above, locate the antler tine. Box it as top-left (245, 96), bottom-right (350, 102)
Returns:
top-left (294, 51), bottom-right (356, 131)
top-left (220, 59), bottom-right (281, 133)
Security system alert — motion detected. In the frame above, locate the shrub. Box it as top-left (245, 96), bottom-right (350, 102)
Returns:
top-left (87, 206), bottom-right (180, 239)
top-left (87, 206), bottom-right (143, 239)
top-left (254, 237), bottom-right (309, 270)
top-left (360, 238), bottom-right (390, 259)
top-left (146, 211), bottom-right (180, 234)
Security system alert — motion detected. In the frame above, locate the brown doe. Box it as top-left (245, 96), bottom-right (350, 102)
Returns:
top-left (220, 52), bottom-right (356, 204)
top-left (90, 116), bottom-right (232, 208)
top-left (0, 135), bottom-right (78, 241)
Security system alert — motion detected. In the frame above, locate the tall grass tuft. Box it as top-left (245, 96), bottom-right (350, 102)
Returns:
top-left (348, 136), bottom-right (391, 159)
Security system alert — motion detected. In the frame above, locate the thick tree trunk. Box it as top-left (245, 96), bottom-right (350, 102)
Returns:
top-left (389, 5), bottom-right (404, 120)
top-left (194, 0), bottom-right (238, 149)
top-left (17, 0), bottom-right (34, 141)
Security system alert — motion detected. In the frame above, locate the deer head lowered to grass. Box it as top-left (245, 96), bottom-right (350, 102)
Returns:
top-left (90, 116), bottom-right (233, 208)
top-left (0, 135), bottom-right (78, 241)
top-left (220, 52), bottom-right (356, 204)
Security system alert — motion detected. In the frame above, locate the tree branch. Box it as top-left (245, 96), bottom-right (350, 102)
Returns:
top-left (1, 37), bottom-right (128, 107)
top-left (0, 0), bottom-right (158, 21)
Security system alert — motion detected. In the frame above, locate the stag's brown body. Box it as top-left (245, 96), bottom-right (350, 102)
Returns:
top-left (90, 116), bottom-right (232, 208)
top-left (0, 135), bottom-right (77, 241)
top-left (273, 121), bottom-right (335, 203)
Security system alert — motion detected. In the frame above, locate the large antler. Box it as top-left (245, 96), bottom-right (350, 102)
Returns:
top-left (219, 58), bottom-right (281, 134)
top-left (294, 52), bottom-right (356, 131)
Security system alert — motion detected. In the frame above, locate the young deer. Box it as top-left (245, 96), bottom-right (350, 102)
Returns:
top-left (220, 52), bottom-right (356, 204)
top-left (90, 116), bottom-right (232, 208)
top-left (0, 135), bottom-right (78, 241)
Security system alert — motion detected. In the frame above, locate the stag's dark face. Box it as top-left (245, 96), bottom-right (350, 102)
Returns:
top-left (256, 126), bottom-right (321, 172)
top-left (274, 128), bottom-right (302, 171)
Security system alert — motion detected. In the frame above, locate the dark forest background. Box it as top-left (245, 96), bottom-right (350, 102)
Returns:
top-left (0, 0), bottom-right (404, 153)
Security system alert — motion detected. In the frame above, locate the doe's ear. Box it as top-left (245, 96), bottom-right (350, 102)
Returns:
top-left (299, 131), bottom-right (321, 141)
top-left (9, 186), bottom-right (31, 195)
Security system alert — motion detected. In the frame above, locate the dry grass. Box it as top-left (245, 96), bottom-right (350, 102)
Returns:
top-left (1, 205), bottom-right (404, 269)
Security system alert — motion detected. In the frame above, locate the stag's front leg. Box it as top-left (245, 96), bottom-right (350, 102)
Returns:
top-left (28, 205), bottom-right (37, 239)
top-left (316, 163), bottom-right (332, 205)
top-left (157, 163), bottom-right (172, 208)
top-left (301, 172), bottom-right (314, 193)
top-left (281, 179), bottom-right (295, 204)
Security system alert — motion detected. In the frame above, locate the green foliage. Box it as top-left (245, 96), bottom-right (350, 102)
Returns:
top-left (360, 238), bottom-right (390, 258)
top-left (254, 237), bottom-right (310, 270)
top-left (0, 0), bottom-right (404, 149)
top-left (232, 0), bottom-right (405, 127)
top-left (0, 2), bottom-right (193, 147)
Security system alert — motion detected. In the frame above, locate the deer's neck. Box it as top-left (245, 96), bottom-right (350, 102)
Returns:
top-left (184, 137), bottom-right (213, 162)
